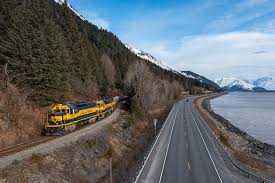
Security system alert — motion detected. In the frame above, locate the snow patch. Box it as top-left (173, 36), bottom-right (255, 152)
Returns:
top-left (124, 44), bottom-right (179, 73)
top-left (180, 72), bottom-right (196, 79)
top-left (53, 0), bottom-right (85, 20)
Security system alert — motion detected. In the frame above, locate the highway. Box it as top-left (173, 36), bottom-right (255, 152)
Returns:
top-left (135, 97), bottom-right (252, 183)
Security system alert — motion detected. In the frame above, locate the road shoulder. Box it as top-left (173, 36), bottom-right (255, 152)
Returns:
top-left (193, 94), bottom-right (275, 182)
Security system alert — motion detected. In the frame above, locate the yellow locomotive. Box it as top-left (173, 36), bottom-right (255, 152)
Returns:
top-left (44, 97), bottom-right (117, 135)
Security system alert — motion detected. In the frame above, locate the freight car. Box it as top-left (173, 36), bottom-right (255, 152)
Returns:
top-left (44, 98), bottom-right (117, 135)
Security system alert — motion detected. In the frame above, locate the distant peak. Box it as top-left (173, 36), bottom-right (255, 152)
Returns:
top-left (214, 77), bottom-right (275, 91)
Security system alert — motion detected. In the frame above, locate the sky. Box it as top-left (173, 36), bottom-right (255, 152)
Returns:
top-left (69, 0), bottom-right (275, 80)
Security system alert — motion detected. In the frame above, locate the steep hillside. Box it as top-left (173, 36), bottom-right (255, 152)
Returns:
top-left (0, 0), bottom-right (217, 148)
top-left (0, 0), bottom-right (214, 104)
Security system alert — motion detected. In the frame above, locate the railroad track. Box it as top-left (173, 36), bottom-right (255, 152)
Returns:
top-left (0, 121), bottom-right (103, 158)
top-left (0, 108), bottom-right (119, 158)
top-left (0, 136), bottom-right (56, 158)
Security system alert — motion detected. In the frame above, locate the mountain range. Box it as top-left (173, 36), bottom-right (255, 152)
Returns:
top-left (54, 0), bottom-right (220, 92)
top-left (0, 0), bottom-right (221, 107)
top-left (124, 44), bottom-right (219, 90)
top-left (214, 77), bottom-right (275, 91)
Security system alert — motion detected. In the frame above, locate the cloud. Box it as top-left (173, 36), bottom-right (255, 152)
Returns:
top-left (204, 0), bottom-right (275, 33)
top-left (68, 0), bottom-right (275, 81)
top-left (253, 51), bottom-right (267, 54)
top-left (117, 1), bottom-right (275, 80)
top-left (140, 32), bottom-right (275, 80)
top-left (81, 11), bottom-right (110, 30)
top-left (241, 0), bottom-right (269, 7)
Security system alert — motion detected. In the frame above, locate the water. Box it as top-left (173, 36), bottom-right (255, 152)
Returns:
top-left (211, 92), bottom-right (275, 146)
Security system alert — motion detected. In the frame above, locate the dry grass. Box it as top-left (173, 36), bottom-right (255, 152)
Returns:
top-left (31, 153), bottom-right (44, 163)
top-left (0, 84), bottom-right (44, 149)
top-left (234, 151), bottom-right (275, 178)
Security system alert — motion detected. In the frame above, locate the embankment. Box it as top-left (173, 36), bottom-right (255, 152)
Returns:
top-left (194, 94), bottom-right (275, 180)
top-left (0, 101), bottom-right (174, 183)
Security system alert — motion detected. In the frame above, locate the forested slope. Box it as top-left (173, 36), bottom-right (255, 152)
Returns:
top-left (0, 0), bottom-right (216, 147)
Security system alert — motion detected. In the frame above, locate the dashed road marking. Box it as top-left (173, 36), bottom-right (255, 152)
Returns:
top-left (189, 102), bottom-right (223, 183)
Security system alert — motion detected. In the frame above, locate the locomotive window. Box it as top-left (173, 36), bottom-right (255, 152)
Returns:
top-left (67, 109), bottom-right (70, 114)
top-left (62, 109), bottom-right (66, 113)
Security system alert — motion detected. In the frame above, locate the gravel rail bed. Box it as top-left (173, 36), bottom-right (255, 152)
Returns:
top-left (0, 109), bottom-right (121, 169)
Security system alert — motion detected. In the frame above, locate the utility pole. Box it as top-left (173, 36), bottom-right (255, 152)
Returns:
top-left (153, 119), bottom-right (158, 136)
top-left (110, 157), bottom-right (112, 183)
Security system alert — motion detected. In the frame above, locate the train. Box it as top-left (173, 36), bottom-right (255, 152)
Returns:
top-left (43, 97), bottom-right (118, 135)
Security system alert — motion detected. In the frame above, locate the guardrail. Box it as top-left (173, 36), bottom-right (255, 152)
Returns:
top-left (193, 97), bottom-right (275, 183)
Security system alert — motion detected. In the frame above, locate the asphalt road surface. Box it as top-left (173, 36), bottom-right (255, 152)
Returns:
top-left (135, 97), bottom-right (252, 183)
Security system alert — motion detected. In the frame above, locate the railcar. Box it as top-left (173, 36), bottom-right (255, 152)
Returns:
top-left (44, 98), bottom-right (117, 135)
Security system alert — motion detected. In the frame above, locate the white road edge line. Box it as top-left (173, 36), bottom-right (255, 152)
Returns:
top-left (134, 102), bottom-right (176, 183)
top-left (188, 161), bottom-right (191, 171)
top-left (158, 102), bottom-right (180, 183)
top-left (189, 101), bottom-right (224, 183)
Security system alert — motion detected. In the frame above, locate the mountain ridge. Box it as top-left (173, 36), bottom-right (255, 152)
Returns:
top-left (214, 77), bottom-right (275, 91)
top-left (124, 44), bottom-right (219, 90)
top-left (181, 71), bottom-right (220, 89)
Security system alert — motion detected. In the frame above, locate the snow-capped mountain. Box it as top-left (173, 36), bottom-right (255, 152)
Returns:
top-left (214, 77), bottom-right (256, 91)
top-left (125, 44), bottom-right (220, 90)
top-left (124, 44), bottom-right (179, 73)
top-left (54, 0), bottom-right (85, 20)
top-left (214, 77), bottom-right (269, 91)
top-left (53, 1), bottom-right (219, 90)
top-left (253, 77), bottom-right (275, 91)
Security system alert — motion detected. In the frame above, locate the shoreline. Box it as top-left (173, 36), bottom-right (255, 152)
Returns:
top-left (204, 94), bottom-right (275, 155)
top-left (194, 93), bottom-right (275, 181)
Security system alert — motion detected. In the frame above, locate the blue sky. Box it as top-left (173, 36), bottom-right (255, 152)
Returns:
top-left (69, 0), bottom-right (275, 80)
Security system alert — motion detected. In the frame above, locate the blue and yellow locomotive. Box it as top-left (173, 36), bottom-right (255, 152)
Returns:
top-left (44, 98), bottom-right (117, 135)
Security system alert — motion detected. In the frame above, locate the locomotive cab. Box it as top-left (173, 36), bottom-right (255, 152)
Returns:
top-left (47, 104), bottom-right (70, 125)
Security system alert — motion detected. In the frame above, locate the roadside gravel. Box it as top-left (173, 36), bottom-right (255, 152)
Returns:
top-left (194, 94), bottom-right (275, 181)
